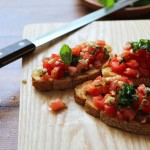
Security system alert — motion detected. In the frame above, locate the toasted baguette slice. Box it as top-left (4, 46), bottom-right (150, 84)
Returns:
top-left (102, 67), bottom-right (150, 87)
top-left (74, 81), bottom-right (150, 135)
top-left (32, 66), bottom-right (101, 91)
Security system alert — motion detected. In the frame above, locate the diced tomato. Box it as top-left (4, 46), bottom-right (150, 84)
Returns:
top-left (77, 62), bottom-right (88, 73)
top-left (42, 57), bottom-right (53, 75)
top-left (96, 40), bottom-right (106, 46)
top-left (93, 60), bottom-right (101, 67)
top-left (123, 68), bottom-right (139, 78)
top-left (68, 66), bottom-right (77, 76)
top-left (116, 110), bottom-right (124, 120)
top-left (147, 56), bottom-right (150, 68)
top-left (49, 99), bottom-right (67, 111)
top-left (41, 73), bottom-right (51, 80)
top-left (110, 60), bottom-right (127, 74)
top-left (87, 46), bottom-right (95, 53)
top-left (133, 93), bottom-right (143, 110)
top-left (95, 52), bottom-right (104, 60)
top-left (82, 52), bottom-right (91, 60)
top-left (93, 95), bottom-right (104, 110)
top-left (121, 51), bottom-right (133, 60)
top-left (72, 45), bottom-right (82, 56)
top-left (139, 60), bottom-right (149, 69)
top-left (104, 104), bottom-right (117, 117)
top-left (124, 42), bottom-right (131, 51)
top-left (51, 66), bottom-right (64, 79)
top-left (126, 59), bottom-right (139, 69)
top-left (137, 84), bottom-right (146, 96)
top-left (118, 76), bottom-right (133, 84)
top-left (135, 50), bottom-right (148, 59)
top-left (85, 84), bottom-right (100, 96)
top-left (139, 68), bottom-right (150, 78)
top-left (141, 99), bottom-right (150, 113)
top-left (109, 80), bottom-right (119, 93)
top-left (120, 108), bottom-right (136, 121)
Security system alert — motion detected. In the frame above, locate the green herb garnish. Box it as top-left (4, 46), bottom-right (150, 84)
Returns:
top-left (131, 39), bottom-right (150, 52)
top-left (71, 55), bottom-right (81, 65)
top-left (104, 47), bottom-right (110, 58)
top-left (60, 44), bottom-right (72, 64)
top-left (99, 0), bottom-right (115, 8)
top-left (95, 84), bottom-right (102, 87)
top-left (118, 83), bottom-right (138, 108)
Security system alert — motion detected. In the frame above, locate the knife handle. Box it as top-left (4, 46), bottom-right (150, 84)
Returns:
top-left (0, 39), bottom-right (36, 68)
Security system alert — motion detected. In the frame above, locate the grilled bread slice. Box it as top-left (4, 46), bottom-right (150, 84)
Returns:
top-left (74, 79), bottom-right (150, 135)
top-left (32, 40), bottom-right (112, 91)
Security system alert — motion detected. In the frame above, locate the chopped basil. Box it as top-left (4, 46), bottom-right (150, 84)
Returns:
top-left (60, 44), bottom-right (72, 64)
top-left (95, 84), bottom-right (102, 87)
top-left (118, 83), bottom-right (138, 108)
top-left (131, 39), bottom-right (150, 52)
top-left (71, 55), bottom-right (81, 65)
top-left (104, 47), bottom-right (110, 58)
top-left (119, 57), bottom-right (125, 64)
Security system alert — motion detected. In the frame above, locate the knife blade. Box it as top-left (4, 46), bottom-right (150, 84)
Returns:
top-left (0, 0), bottom-right (138, 68)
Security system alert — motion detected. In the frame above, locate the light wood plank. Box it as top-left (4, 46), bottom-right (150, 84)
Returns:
top-left (19, 20), bottom-right (150, 150)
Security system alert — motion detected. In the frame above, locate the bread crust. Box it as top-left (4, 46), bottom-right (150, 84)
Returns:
top-left (74, 81), bottom-right (150, 135)
top-left (102, 67), bottom-right (150, 87)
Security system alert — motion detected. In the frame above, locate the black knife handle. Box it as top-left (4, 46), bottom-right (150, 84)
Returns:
top-left (0, 39), bottom-right (36, 68)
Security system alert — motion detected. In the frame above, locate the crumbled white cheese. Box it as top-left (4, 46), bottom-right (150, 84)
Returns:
top-left (48, 58), bottom-right (54, 64)
top-left (104, 96), bottom-right (115, 104)
top-left (55, 61), bottom-right (60, 65)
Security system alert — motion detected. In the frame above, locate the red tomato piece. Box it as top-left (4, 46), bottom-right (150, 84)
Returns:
top-left (118, 76), bottom-right (133, 84)
top-left (85, 84), bottom-right (100, 96)
top-left (135, 50), bottom-right (148, 59)
top-left (116, 110), bottom-right (124, 120)
top-left (124, 42), bottom-right (131, 51)
top-left (68, 66), bottom-right (77, 76)
top-left (110, 60), bottom-right (127, 74)
top-left (51, 66), bottom-right (64, 79)
top-left (42, 59), bottom-right (53, 75)
top-left (96, 40), bottom-right (106, 46)
top-left (126, 59), bottom-right (139, 69)
top-left (93, 95), bottom-right (104, 110)
top-left (139, 68), bottom-right (150, 78)
top-left (123, 68), bottom-right (139, 78)
top-left (137, 84), bottom-right (146, 96)
top-left (120, 108), bottom-right (136, 121)
top-left (104, 104), bottom-right (117, 117)
top-left (141, 99), bottom-right (150, 113)
top-left (133, 93), bottom-right (143, 110)
top-left (49, 99), bottom-right (67, 111)
top-left (72, 45), bottom-right (82, 56)
top-left (93, 60), bottom-right (101, 67)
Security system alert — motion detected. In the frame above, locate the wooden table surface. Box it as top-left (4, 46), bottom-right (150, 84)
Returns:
top-left (0, 0), bottom-right (149, 150)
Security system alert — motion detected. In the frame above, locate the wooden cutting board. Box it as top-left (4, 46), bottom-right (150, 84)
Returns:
top-left (19, 21), bottom-right (150, 150)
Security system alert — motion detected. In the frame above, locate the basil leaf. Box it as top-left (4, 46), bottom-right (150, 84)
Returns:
top-left (99, 0), bottom-right (115, 8)
top-left (60, 44), bottom-right (72, 64)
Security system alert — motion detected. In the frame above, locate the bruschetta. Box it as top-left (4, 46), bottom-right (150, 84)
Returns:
top-left (74, 76), bottom-right (150, 135)
top-left (102, 39), bottom-right (150, 86)
top-left (32, 40), bottom-right (112, 91)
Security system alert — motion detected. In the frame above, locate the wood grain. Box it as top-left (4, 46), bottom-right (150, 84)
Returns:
top-left (19, 21), bottom-right (150, 150)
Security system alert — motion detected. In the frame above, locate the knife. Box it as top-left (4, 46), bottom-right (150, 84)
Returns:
top-left (0, 0), bottom-right (138, 68)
